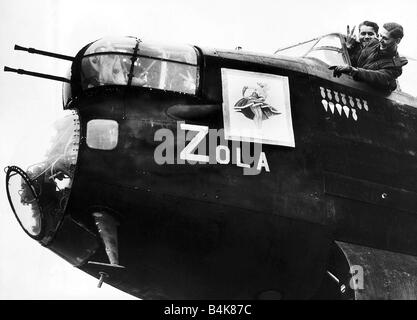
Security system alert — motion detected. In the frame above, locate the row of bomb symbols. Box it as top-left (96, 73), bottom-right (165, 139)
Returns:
top-left (319, 87), bottom-right (369, 121)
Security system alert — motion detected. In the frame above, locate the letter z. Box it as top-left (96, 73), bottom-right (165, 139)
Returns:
top-left (179, 123), bottom-right (209, 163)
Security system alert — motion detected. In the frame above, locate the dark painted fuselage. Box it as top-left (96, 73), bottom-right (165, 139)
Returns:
top-left (7, 35), bottom-right (417, 299)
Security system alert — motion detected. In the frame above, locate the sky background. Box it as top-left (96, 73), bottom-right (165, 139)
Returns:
top-left (0, 0), bottom-right (416, 299)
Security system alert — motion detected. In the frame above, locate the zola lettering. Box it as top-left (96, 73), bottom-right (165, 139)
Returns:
top-left (154, 122), bottom-right (270, 175)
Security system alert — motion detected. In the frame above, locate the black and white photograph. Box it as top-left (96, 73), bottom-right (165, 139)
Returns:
top-left (1, 0), bottom-right (417, 303)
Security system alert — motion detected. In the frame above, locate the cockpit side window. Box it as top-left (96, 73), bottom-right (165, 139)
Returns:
top-left (80, 37), bottom-right (199, 95)
top-left (314, 35), bottom-right (343, 49)
top-left (275, 38), bottom-right (318, 57)
top-left (275, 34), bottom-right (350, 67)
top-left (396, 57), bottom-right (417, 97)
top-left (304, 34), bottom-right (349, 66)
top-left (305, 49), bottom-right (347, 66)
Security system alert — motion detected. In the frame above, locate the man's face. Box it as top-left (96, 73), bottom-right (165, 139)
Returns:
top-left (358, 25), bottom-right (377, 45)
top-left (379, 27), bottom-right (400, 51)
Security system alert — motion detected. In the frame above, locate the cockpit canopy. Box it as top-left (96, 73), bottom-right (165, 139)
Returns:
top-left (274, 33), bottom-right (350, 66)
top-left (63, 37), bottom-right (199, 107)
top-left (62, 34), bottom-right (417, 106)
top-left (275, 33), bottom-right (417, 98)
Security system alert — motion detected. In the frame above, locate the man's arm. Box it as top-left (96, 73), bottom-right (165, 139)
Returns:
top-left (347, 42), bottom-right (361, 67)
top-left (351, 66), bottom-right (402, 91)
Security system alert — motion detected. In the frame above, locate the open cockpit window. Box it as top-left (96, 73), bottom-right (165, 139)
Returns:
top-left (275, 33), bottom-right (350, 66)
top-left (80, 37), bottom-right (199, 95)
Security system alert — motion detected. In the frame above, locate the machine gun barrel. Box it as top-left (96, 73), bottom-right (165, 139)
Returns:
top-left (14, 44), bottom-right (74, 61)
top-left (4, 66), bottom-right (71, 83)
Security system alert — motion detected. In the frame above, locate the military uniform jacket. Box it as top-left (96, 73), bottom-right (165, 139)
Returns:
top-left (350, 39), bottom-right (408, 92)
top-left (347, 41), bottom-right (362, 67)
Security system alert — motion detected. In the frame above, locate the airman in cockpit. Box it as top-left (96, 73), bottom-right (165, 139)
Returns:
top-left (346, 21), bottom-right (379, 67)
top-left (330, 22), bottom-right (408, 93)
